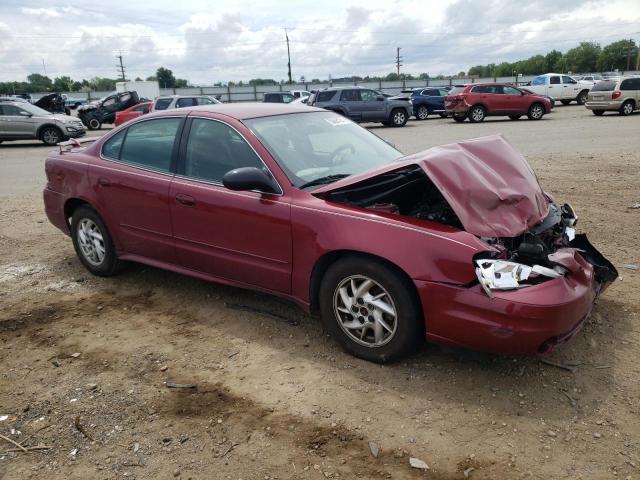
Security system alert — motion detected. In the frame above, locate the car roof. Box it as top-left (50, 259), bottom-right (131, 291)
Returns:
top-left (155, 94), bottom-right (212, 100)
top-left (169, 102), bottom-right (324, 120)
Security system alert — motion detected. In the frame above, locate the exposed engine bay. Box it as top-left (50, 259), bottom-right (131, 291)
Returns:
top-left (317, 165), bottom-right (618, 296)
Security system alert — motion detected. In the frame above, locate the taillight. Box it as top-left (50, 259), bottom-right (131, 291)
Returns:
top-left (612, 91), bottom-right (621, 100)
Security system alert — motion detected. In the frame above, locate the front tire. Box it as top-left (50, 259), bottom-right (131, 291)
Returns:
top-left (389, 108), bottom-right (408, 127)
top-left (416, 105), bottom-right (429, 120)
top-left (527, 103), bottom-right (545, 120)
top-left (87, 117), bottom-right (101, 130)
top-left (319, 257), bottom-right (423, 363)
top-left (71, 206), bottom-right (123, 276)
top-left (40, 127), bottom-right (63, 146)
top-left (452, 113), bottom-right (466, 123)
top-left (561, 100), bottom-right (572, 106)
top-left (468, 105), bottom-right (486, 123)
top-left (576, 90), bottom-right (588, 105)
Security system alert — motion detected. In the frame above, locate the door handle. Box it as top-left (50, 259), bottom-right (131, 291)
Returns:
top-left (175, 193), bottom-right (196, 206)
top-left (97, 177), bottom-right (111, 187)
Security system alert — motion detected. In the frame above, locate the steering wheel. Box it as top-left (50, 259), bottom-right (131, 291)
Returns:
top-left (329, 144), bottom-right (355, 165)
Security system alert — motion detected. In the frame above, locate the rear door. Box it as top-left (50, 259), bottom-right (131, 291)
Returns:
top-left (89, 116), bottom-right (183, 262)
top-left (547, 75), bottom-right (561, 99)
top-left (169, 116), bottom-right (292, 293)
top-left (338, 89), bottom-right (363, 121)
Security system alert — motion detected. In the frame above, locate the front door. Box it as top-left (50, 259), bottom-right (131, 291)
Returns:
top-left (501, 85), bottom-right (527, 113)
top-left (359, 89), bottom-right (386, 121)
top-left (0, 104), bottom-right (39, 137)
top-left (169, 117), bottom-right (292, 293)
top-left (338, 89), bottom-right (363, 122)
top-left (88, 117), bottom-right (182, 262)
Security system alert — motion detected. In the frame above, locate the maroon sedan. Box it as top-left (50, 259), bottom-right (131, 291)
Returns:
top-left (445, 83), bottom-right (553, 122)
top-left (43, 104), bottom-right (617, 362)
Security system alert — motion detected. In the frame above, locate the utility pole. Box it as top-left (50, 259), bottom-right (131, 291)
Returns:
top-left (285, 28), bottom-right (292, 84)
top-left (396, 47), bottom-right (403, 76)
top-left (41, 58), bottom-right (47, 76)
top-left (116, 52), bottom-right (126, 82)
top-left (626, 45), bottom-right (632, 72)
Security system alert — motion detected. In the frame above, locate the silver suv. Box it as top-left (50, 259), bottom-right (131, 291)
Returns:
top-left (0, 100), bottom-right (86, 145)
top-left (586, 77), bottom-right (640, 116)
top-left (152, 95), bottom-right (221, 111)
top-left (310, 87), bottom-right (412, 127)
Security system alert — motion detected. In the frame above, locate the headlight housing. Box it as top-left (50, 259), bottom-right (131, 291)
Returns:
top-left (475, 259), bottom-right (566, 297)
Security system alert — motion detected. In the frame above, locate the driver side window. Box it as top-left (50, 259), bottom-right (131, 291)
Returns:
top-left (360, 90), bottom-right (377, 102)
top-left (183, 119), bottom-right (263, 183)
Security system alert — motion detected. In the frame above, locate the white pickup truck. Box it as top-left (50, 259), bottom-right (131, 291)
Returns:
top-left (525, 73), bottom-right (591, 105)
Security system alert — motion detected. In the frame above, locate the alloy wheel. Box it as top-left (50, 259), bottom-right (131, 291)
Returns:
top-left (471, 107), bottom-right (485, 122)
top-left (417, 106), bottom-right (429, 120)
top-left (530, 105), bottom-right (543, 119)
top-left (333, 275), bottom-right (398, 347)
top-left (77, 219), bottom-right (106, 266)
top-left (622, 102), bottom-right (634, 115)
top-left (393, 111), bottom-right (406, 126)
top-left (42, 128), bottom-right (60, 145)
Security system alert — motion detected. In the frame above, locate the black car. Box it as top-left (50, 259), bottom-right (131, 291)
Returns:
top-left (77, 91), bottom-right (140, 130)
top-left (263, 92), bottom-right (295, 103)
top-left (35, 93), bottom-right (70, 116)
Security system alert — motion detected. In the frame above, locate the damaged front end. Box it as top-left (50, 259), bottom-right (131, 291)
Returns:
top-left (474, 203), bottom-right (618, 297)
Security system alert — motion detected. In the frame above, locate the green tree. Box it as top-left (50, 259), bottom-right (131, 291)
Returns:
top-left (27, 73), bottom-right (53, 91)
top-left (564, 42), bottom-right (600, 73)
top-left (156, 67), bottom-right (176, 88)
top-left (384, 72), bottom-right (400, 81)
top-left (545, 50), bottom-right (563, 72)
top-left (52, 76), bottom-right (73, 92)
top-left (494, 62), bottom-right (514, 77)
top-left (597, 39), bottom-right (637, 72)
top-left (174, 78), bottom-right (189, 88)
top-left (146, 75), bottom-right (158, 81)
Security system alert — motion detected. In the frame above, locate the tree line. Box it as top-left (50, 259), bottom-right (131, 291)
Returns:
top-left (467, 39), bottom-right (638, 78)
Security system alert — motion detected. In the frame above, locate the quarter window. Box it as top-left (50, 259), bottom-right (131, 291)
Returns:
top-left (154, 98), bottom-right (173, 110)
top-left (531, 76), bottom-right (546, 86)
top-left (119, 118), bottom-right (180, 172)
top-left (183, 119), bottom-right (264, 183)
top-left (101, 129), bottom-right (126, 160)
top-left (197, 97), bottom-right (215, 105)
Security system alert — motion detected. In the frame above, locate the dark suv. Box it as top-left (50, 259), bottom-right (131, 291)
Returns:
top-left (77, 91), bottom-right (140, 130)
top-left (310, 87), bottom-right (412, 127)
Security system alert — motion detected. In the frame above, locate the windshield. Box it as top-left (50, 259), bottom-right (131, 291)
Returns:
top-left (245, 111), bottom-right (403, 188)
top-left (20, 103), bottom-right (54, 116)
top-left (592, 81), bottom-right (616, 91)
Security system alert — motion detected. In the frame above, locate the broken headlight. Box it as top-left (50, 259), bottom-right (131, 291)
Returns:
top-left (475, 259), bottom-right (566, 297)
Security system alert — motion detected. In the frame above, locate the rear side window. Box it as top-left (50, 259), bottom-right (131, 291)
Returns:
top-left (531, 76), bottom-right (546, 86)
top-left (197, 97), bottom-right (215, 105)
top-left (119, 118), bottom-right (181, 172)
top-left (549, 76), bottom-right (561, 85)
top-left (620, 78), bottom-right (640, 90)
top-left (176, 97), bottom-right (197, 108)
top-left (154, 98), bottom-right (173, 110)
top-left (316, 91), bottom-right (336, 102)
top-left (101, 129), bottom-right (126, 160)
top-left (592, 81), bottom-right (617, 91)
top-left (340, 90), bottom-right (360, 101)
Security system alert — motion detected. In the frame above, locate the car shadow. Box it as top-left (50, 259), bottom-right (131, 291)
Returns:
top-left (54, 257), bottom-right (627, 423)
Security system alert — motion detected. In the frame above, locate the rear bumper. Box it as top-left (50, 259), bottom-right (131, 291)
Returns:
top-left (585, 100), bottom-right (622, 110)
top-left (43, 187), bottom-right (70, 235)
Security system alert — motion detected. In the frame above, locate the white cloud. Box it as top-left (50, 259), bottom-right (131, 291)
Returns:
top-left (21, 7), bottom-right (62, 18)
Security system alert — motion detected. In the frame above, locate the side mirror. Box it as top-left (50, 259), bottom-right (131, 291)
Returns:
top-left (19, 111), bottom-right (32, 117)
top-left (376, 95), bottom-right (385, 101)
top-left (222, 167), bottom-right (279, 194)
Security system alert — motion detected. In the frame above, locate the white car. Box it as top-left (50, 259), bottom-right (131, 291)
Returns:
top-left (152, 95), bottom-right (221, 111)
top-left (525, 73), bottom-right (591, 105)
top-left (290, 90), bottom-right (311, 99)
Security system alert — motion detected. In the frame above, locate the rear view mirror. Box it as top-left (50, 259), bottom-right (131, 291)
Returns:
top-left (222, 167), bottom-right (279, 194)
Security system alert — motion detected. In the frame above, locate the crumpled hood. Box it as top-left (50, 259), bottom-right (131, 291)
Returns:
top-left (313, 135), bottom-right (550, 238)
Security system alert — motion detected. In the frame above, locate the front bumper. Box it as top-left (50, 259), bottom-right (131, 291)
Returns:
top-left (415, 236), bottom-right (616, 355)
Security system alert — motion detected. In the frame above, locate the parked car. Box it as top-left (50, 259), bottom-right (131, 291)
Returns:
top-left (585, 77), bottom-right (640, 116)
top-left (398, 87), bottom-right (449, 120)
top-left (77, 91), bottom-right (140, 130)
top-left (519, 88), bottom-right (554, 110)
top-left (310, 86), bottom-right (412, 127)
top-left (263, 92), bottom-right (296, 103)
top-left (0, 96), bottom-right (30, 103)
top-left (290, 96), bottom-right (309, 105)
top-left (43, 104), bottom-right (617, 362)
top-left (291, 90), bottom-right (311, 99)
top-left (444, 83), bottom-right (552, 122)
top-left (35, 93), bottom-right (70, 115)
top-left (0, 99), bottom-right (85, 145)
top-left (525, 73), bottom-right (590, 105)
top-left (65, 97), bottom-right (87, 109)
top-left (114, 101), bottom-right (152, 126)
top-left (152, 95), bottom-right (221, 111)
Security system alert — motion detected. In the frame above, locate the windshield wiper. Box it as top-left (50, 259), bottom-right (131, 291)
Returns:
top-left (299, 174), bottom-right (350, 189)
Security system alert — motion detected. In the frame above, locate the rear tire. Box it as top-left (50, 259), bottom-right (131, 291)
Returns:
top-left (40, 127), bottom-right (63, 146)
top-left (87, 117), bottom-right (101, 130)
top-left (319, 256), bottom-right (424, 363)
top-left (389, 108), bottom-right (408, 127)
top-left (620, 100), bottom-right (634, 116)
top-left (71, 206), bottom-right (124, 277)
top-left (453, 114), bottom-right (466, 123)
top-left (416, 105), bottom-right (429, 120)
top-left (468, 105), bottom-right (486, 123)
top-left (592, 110), bottom-right (604, 116)
top-left (527, 103), bottom-right (545, 120)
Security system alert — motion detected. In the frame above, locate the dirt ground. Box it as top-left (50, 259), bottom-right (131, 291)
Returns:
top-left (1, 106), bottom-right (639, 479)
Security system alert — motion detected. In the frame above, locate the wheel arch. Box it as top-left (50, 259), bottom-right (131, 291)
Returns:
top-left (308, 249), bottom-right (423, 317)
top-left (36, 123), bottom-right (64, 140)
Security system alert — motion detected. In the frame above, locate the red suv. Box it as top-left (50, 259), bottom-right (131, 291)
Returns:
top-left (445, 83), bottom-right (552, 123)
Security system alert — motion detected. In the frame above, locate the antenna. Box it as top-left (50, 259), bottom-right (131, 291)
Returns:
top-left (285, 28), bottom-right (292, 84)
top-left (116, 52), bottom-right (126, 81)
top-left (396, 47), bottom-right (403, 76)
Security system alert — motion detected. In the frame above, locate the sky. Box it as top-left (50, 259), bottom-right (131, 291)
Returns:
top-left (1, 0), bottom-right (639, 84)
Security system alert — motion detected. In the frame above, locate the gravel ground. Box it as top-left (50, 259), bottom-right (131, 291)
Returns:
top-left (1, 105), bottom-right (639, 480)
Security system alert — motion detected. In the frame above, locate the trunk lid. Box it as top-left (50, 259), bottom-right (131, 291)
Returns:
top-left (313, 135), bottom-right (550, 238)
